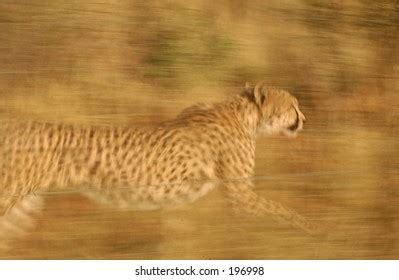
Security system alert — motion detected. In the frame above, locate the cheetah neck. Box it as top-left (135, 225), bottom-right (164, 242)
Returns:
top-left (171, 96), bottom-right (261, 139)
top-left (226, 96), bottom-right (261, 138)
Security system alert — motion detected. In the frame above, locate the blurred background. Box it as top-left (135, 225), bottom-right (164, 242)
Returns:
top-left (0, 0), bottom-right (398, 259)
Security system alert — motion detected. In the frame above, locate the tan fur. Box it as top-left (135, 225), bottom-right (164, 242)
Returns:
top-left (0, 81), bottom-right (316, 239)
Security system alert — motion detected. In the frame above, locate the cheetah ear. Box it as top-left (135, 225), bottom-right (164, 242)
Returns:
top-left (254, 81), bottom-right (267, 106)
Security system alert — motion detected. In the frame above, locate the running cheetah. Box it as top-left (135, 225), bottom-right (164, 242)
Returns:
top-left (0, 81), bottom-right (315, 247)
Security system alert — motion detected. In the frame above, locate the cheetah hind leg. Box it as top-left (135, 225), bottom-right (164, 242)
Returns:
top-left (82, 181), bottom-right (217, 211)
top-left (0, 195), bottom-right (44, 252)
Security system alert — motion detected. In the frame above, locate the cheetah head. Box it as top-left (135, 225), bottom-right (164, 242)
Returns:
top-left (245, 81), bottom-right (306, 137)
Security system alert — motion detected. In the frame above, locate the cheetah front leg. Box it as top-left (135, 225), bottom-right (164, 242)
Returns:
top-left (223, 179), bottom-right (320, 234)
top-left (218, 152), bottom-right (320, 235)
top-left (0, 195), bottom-right (44, 251)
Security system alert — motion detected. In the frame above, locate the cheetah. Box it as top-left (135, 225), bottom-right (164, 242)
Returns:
top-left (0, 81), bottom-right (315, 247)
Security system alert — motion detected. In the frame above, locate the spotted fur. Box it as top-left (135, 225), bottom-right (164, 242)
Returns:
top-left (0, 81), bottom-right (316, 245)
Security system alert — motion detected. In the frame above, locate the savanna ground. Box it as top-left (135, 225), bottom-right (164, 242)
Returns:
top-left (0, 0), bottom-right (398, 259)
